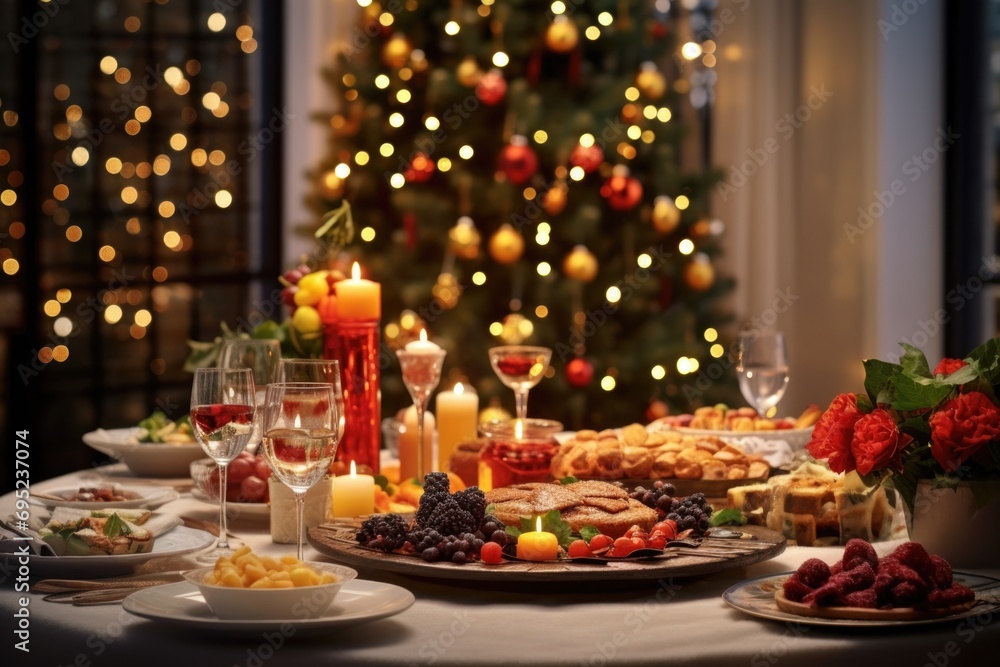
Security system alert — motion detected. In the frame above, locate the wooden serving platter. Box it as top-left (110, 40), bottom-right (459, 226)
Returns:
top-left (308, 524), bottom-right (786, 583)
top-left (774, 590), bottom-right (976, 621)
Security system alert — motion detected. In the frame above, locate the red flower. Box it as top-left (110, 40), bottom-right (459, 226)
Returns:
top-left (933, 358), bottom-right (968, 377)
top-left (929, 391), bottom-right (1000, 473)
top-left (807, 393), bottom-right (862, 473)
top-left (850, 409), bottom-right (908, 476)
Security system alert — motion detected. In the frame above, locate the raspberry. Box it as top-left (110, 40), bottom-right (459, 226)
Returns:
top-left (929, 555), bottom-right (953, 590)
top-left (796, 558), bottom-right (832, 588)
top-left (803, 562), bottom-right (876, 605)
top-left (842, 538), bottom-right (879, 571)
top-left (928, 584), bottom-right (975, 607)
top-left (841, 587), bottom-right (878, 608)
top-left (782, 575), bottom-right (814, 602)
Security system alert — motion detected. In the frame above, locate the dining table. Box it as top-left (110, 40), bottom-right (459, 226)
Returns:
top-left (2, 463), bottom-right (998, 667)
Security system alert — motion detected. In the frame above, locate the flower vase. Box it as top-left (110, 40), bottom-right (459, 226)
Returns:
top-left (907, 480), bottom-right (1000, 568)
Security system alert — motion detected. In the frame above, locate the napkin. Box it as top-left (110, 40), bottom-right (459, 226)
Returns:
top-left (0, 520), bottom-right (57, 556)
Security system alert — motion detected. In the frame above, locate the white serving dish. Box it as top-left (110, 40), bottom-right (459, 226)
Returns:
top-left (83, 427), bottom-right (205, 477)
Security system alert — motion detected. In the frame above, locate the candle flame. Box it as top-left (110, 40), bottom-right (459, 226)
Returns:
top-left (454, 382), bottom-right (464, 394)
top-left (535, 516), bottom-right (543, 532)
top-left (350, 460), bottom-right (357, 477)
top-left (419, 328), bottom-right (428, 342)
top-left (351, 262), bottom-right (361, 280)
top-left (515, 419), bottom-right (524, 440)
top-left (293, 414), bottom-right (301, 429)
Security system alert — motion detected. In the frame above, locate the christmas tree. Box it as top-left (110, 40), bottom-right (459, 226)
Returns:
top-left (305, 0), bottom-right (738, 430)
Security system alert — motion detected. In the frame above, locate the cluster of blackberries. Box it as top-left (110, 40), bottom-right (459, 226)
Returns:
top-left (629, 483), bottom-right (713, 533)
top-left (357, 513), bottom-right (409, 552)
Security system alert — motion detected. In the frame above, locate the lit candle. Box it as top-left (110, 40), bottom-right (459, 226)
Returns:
top-left (399, 405), bottom-right (436, 480)
top-left (331, 460), bottom-right (375, 518)
top-left (436, 382), bottom-right (479, 473)
top-left (334, 262), bottom-right (381, 321)
top-left (516, 516), bottom-right (559, 561)
top-left (405, 328), bottom-right (441, 353)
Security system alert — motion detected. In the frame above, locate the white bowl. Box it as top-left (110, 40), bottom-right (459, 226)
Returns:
top-left (183, 563), bottom-right (358, 620)
top-left (83, 428), bottom-right (205, 478)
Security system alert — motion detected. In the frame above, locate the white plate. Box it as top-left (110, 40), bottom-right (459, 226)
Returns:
top-left (190, 488), bottom-right (270, 519)
top-left (83, 428), bottom-right (205, 478)
top-left (123, 578), bottom-right (415, 635)
top-left (0, 525), bottom-right (215, 578)
top-left (648, 421), bottom-right (815, 450)
top-left (30, 484), bottom-right (179, 510)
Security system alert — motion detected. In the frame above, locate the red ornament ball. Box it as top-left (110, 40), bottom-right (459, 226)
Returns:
top-left (601, 167), bottom-right (643, 210)
top-left (475, 69), bottom-right (507, 105)
top-left (569, 143), bottom-right (603, 174)
top-left (404, 152), bottom-right (435, 183)
top-left (497, 136), bottom-right (538, 185)
top-left (565, 358), bottom-right (594, 388)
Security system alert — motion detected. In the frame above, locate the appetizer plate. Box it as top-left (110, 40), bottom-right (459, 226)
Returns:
top-left (83, 428), bottom-right (204, 478)
top-left (123, 579), bottom-right (415, 635)
top-left (723, 571), bottom-right (1000, 628)
top-left (309, 524), bottom-right (786, 584)
top-left (650, 423), bottom-right (815, 450)
top-left (190, 488), bottom-right (270, 519)
top-left (0, 525), bottom-right (215, 578)
top-left (30, 484), bottom-right (179, 510)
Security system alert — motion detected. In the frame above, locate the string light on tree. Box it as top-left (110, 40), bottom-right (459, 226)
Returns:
top-left (541, 181), bottom-right (568, 215)
top-left (382, 34), bottom-right (412, 68)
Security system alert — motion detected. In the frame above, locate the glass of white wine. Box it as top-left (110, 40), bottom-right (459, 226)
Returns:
top-left (736, 331), bottom-right (790, 417)
top-left (261, 382), bottom-right (340, 560)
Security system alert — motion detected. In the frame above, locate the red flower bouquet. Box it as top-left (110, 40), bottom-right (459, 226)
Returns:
top-left (806, 340), bottom-right (1000, 512)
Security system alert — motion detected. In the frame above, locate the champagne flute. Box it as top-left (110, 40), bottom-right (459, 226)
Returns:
top-left (277, 359), bottom-right (345, 444)
top-left (261, 382), bottom-right (340, 560)
top-left (218, 338), bottom-right (281, 454)
top-left (190, 368), bottom-right (256, 562)
top-left (488, 346), bottom-right (552, 419)
top-left (736, 330), bottom-right (790, 417)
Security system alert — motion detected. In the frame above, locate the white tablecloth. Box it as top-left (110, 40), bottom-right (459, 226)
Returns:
top-left (2, 465), bottom-right (998, 667)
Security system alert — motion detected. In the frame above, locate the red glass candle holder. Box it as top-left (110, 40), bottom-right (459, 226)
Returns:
top-left (478, 418), bottom-right (562, 491)
top-left (325, 319), bottom-right (381, 473)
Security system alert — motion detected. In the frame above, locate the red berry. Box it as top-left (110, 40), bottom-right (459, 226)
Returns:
top-left (648, 536), bottom-right (666, 550)
top-left (612, 537), bottom-right (637, 556)
top-left (652, 520), bottom-right (678, 539)
top-left (568, 539), bottom-right (593, 558)
top-left (480, 541), bottom-right (503, 565)
top-left (588, 534), bottom-right (612, 551)
top-left (630, 537), bottom-right (646, 550)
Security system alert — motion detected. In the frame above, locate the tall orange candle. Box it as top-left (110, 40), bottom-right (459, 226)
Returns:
top-left (335, 262), bottom-right (381, 321)
top-left (516, 516), bottom-right (559, 561)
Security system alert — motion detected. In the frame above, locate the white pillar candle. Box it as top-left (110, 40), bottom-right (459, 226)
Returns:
top-left (330, 461), bottom-right (375, 518)
top-left (436, 382), bottom-right (478, 473)
top-left (399, 405), bottom-right (436, 480)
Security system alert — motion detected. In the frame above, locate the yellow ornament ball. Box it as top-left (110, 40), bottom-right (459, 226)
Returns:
top-left (684, 255), bottom-right (715, 291)
top-left (448, 216), bottom-right (481, 260)
top-left (541, 183), bottom-right (568, 216)
top-left (651, 196), bottom-right (681, 234)
top-left (563, 245), bottom-right (599, 283)
top-left (636, 63), bottom-right (667, 100)
top-left (545, 16), bottom-right (579, 53)
top-left (382, 35), bottom-right (413, 69)
top-left (456, 56), bottom-right (483, 87)
top-left (488, 224), bottom-right (525, 264)
top-left (479, 404), bottom-right (512, 426)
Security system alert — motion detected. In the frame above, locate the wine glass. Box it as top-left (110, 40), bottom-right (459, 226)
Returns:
top-left (277, 359), bottom-right (345, 444)
top-left (395, 342), bottom-right (446, 479)
top-left (488, 346), bottom-right (552, 419)
top-left (261, 382), bottom-right (340, 560)
top-left (736, 330), bottom-right (790, 417)
top-left (190, 368), bottom-right (256, 562)
top-left (218, 338), bottom-right (281, 454)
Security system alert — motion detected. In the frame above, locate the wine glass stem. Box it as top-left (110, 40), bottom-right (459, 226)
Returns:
top-left (294, 490), bottom-right (306, 561)
top-left (416, 400), bottom-right (426, 478)
top-left (515, 389), bottom-right (528, 420)
top-left (217, 462), bottom-right (230, 551)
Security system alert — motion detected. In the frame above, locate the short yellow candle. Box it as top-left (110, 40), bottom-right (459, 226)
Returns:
top-left (436, 382), bottom-right (478, 472)
top-left (399, 406), bottom-right (436, 480)
top-left (334, 262), bottom-right (381, 321)
top-left (331, 460), bottom-right (375, 518)
top-left (516, 516), bottom-right (559, 561)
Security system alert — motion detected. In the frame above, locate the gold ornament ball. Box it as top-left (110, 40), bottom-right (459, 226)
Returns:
top-left (563, 245), bottom-right (599, 283)
top-left (545, 16), bottom-right (579, 53)
top-left (456, 57), bottom-right (483, 87)
top-left (382, 35), bottom-right (413, 69)
top-left (488, 224), bottom-right (525, 264)
top-left (651, 196), bottom-right (681, 233)
top-left (448, 217), bottom-right (481, 260)
top-left (621, 103), bottom-right (642, 124)
top-left (636, 67), bottom-right (667, 100)
top-left (499, 312), bottom-right (533, 345)
top-left (479, 404), bottom-right (513, 426)
top-left (432, 273), bottom-right (461, 310)
top-left (684, 255), bottom-right (715, 291)
top-left (542, 183), bottom-right (568, 216)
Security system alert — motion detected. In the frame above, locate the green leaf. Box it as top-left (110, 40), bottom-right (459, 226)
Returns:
top-left (373, 475), bottom-right (390, 493)
top-left (580, 525), bottom-right (601, 543)
top-left (102, 513), bottom-right (130, 539)
top-left (899, 343), bottom-right (932, 378)
top-left (541, 510), bottom-right (574, 548)
top-left (855, 394), bottom-right (874, 413)
top-left (863, 358), bottom-right (901, 405)
top-left (940, 364), bottom-right (980, 386)
top-left (505, 525), bottom-right (522, 539)
top-left (518, 516), bottom-right (534, 533)
top-left (559, 476), bottom-right (579, 485)
top-left (709, 508), bottom-right (745, 527)
top-left (485, 503), bottom-right (497, 516)
top-left (889, 374), bottom-right (953, 411)
top-left (315, 200), bottom-right (355, 253)
top-left (965, 338), bottom-right (1000, 383)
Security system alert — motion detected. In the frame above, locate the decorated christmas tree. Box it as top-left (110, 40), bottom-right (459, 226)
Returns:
top-left (304, 0), bottom-right (738, 430)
